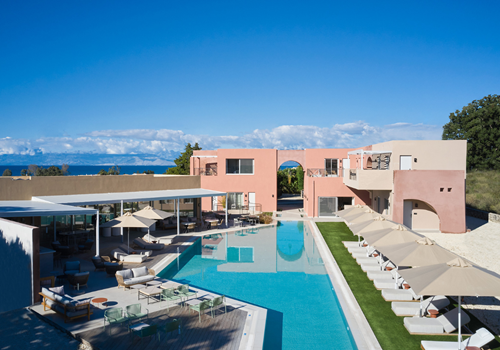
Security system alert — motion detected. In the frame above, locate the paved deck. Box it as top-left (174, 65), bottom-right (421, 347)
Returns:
top-left (76, 304), bottom-right (247, 350)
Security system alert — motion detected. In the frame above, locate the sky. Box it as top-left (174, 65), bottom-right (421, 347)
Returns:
top-left (0, 1), bottom-right (499, 164)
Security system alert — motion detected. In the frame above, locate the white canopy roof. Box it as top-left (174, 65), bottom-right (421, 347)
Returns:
top-left (32, 188), bottom-right (227, 206)
top-left (0, 200), bottom-right (97, 218)
top-left (347, 149), bottom-right (392, 155)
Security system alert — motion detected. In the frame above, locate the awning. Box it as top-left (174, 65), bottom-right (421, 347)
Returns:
top-left (32, 188), bottom-right (227, 206)
top-left (0, 200), bottom-right (97, 218)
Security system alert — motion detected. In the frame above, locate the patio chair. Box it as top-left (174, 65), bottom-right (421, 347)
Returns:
top-left (403, 307), bottom-right (471, 334)
top-left (126, 303), bottom-right (149, 323)
top-left (189, 300), bottom-right (211, 323)
top-left (104, 261), bottom-right (123, 276)
top-left (67, 271), bottom-right (90, 290)
top-left (91, 256), bottom-right (106, 271)
top-left (210, 295), bottom-right (226, 318)
top-left (63, 261), bottom-right (81, 276)
top-left (177, 284), bottom-right (198, 303)
top-left (159, 288), bottom-right (183, 311)
top-left (159, 318), bottom-right (181, 341)
top-left (131, 324), bottom-right (158, 342)
top-left (421, 327), bottom-right (495, 350)
top-left (78, 239), bottom-right (94, 252)
top-left (104, 307), bottom-right (129, 334)
top-left (217, 218), bottom-right (225, 229)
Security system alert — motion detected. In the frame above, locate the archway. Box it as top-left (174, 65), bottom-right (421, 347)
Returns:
top-left (403, 199), bottom-right (440, 231)
top-left (277, 160), bottom-right (304, 211)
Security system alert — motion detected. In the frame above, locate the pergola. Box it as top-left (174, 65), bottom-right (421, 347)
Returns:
top-left (0, 188), bottom-right (227, 256)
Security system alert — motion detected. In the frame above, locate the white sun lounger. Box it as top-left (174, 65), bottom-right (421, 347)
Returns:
top-left (392, 295), bottom-right (450, 316)
top-left (352, 251), bottom-right (377, 259)
top-left (421, 327), bottom-right (494, 350)
top-left (382, 288), bottom-right (420, 302)
top-left (404, 307), bottom-right (470, 334)
top-left (343, 241), bottom-right (362, 249)
top-left (374, 277), bottom-right (404, 290)
top-left (356, 257), bottom-right (379, 265)
top-left (361, 259), bottom-right (395, 272)
top-left (117, 244), bottom-right (152, 257)
top-left (367, 271), bottom-right (393, 280)
top-left (111, 248), bottom-right (148, 263)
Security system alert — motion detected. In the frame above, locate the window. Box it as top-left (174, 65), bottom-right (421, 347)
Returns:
top-left (226, 159), bottom-right (254, 174)
top-left (183, 198), bottom-right (193, 204)
top-left (325, 159), bottom-right (338, 176)
top-left (227, 192), bottom-right (243, 209)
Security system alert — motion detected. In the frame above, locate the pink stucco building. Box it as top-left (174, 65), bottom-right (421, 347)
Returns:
top-left (191, 140), bottom-right (467, 233)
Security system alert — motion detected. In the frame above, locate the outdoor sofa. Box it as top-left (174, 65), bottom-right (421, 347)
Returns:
top-left (133, 237), bottom-right (164, 250)
top-left (403, 307), bottom-right (470, 334)
top-left (111, 248), bottom-right (148, 263)
top-left (115, 266), bottom-right (156, 289)
top-left (39, 287), bottom-right (92, 323)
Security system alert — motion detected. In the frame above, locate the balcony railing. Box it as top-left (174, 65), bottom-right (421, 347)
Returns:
top-left (193, 167), bottom-right (218, 176)
top-left (349, 169), bottom-right (357, 181)
top-left (211, 203), bottom-right (263, 215)
top-left (307, 169), bottom-right (341, 177)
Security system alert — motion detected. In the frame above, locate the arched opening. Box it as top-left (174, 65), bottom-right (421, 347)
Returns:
top-left (366, 157), bottom-right (373, 169)
top-left (403, 199), bottom-right (440, 231)
top-left (277, 161), bottom-right (304, 212)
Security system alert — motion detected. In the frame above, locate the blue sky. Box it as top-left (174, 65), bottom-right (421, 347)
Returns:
top-left (1, 1), bottom-right (499, 164)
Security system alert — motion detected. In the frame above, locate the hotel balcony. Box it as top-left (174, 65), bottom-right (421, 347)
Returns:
top-left (342, 168), bottom-right (393, 190)
top-left (307, 168), bottom-right (342, 177)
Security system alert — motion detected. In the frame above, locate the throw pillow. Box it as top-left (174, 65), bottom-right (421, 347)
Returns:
top-left (49, 285), bottom-right (65, 296)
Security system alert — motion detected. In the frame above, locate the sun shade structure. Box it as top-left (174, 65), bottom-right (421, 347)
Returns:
top-left (101, 212), bottom-right (156, 253)
top-left (362, 225), bottom-right (423, 247)
top-left (345, 209), bottom-right (380, 225)
top-left (349, 216), bottom-right (395, 236)
top-left (133, 206), bottom-right (175, 220)
top-left (0, 200), bottom-right (96, 217)
top-left (342, 208), bottom-right (377, 222)
top-left (376, 237), bottom-right (458, 267)
top-left (335, 204), bottom-right (366, 218)
top-left (399, 258), bottom-right (500, 350)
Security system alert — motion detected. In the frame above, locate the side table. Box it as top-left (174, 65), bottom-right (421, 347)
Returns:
top-left (92, 297), bottom-right (108, 308)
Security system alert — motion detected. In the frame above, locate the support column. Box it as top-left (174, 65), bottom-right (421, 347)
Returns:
top-left (53, 216), bottom-right (56, 241)
top-left (95, 210), bottom-right (100, 256)
top-left (120, 200), bottom-right (124, 243)
top-left (225, 193), bottom-right (228, 227)
top-left (176, 199), bottom-right (180, 235)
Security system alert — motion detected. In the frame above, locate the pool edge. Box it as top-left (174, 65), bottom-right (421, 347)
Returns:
top-left (308, 221), bottom-right (382, 350)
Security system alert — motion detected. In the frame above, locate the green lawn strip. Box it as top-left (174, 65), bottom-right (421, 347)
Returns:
top-left (316, 222), bottom-right (500, 350)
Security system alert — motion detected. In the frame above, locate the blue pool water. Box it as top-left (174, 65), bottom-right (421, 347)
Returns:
top-left (158, 221), bottom-right (357, 350)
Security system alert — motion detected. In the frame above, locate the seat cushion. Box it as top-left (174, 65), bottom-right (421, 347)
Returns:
top-left (382, 289), bottom-right (413, 301)
top-left (117, 269), bottom-right (133, 280)
top-left (404, 316), bottom-right (443, 334)
top-left (132, 266), bottom-right (149, 278)
top-left (124, 275), bottom-right (154, 285)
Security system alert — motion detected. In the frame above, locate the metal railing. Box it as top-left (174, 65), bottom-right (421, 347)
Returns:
top-left (349, 169), bottom-right (357, 181)
top-left (193, 167), bottom-right (218, 176)
top-left (211, 203), bottom-right (263, 215)
top-left (306, 169), bottom-right (341, 177)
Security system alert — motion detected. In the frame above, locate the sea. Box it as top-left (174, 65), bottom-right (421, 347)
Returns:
top-left (0, 164), bottom-right (296, 176)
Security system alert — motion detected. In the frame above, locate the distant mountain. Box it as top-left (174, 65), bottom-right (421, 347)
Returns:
top-left (0, 152), bottom-right (177, 166)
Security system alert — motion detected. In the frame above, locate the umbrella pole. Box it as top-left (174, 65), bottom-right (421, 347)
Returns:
top-left (458, 296), bottom-right (461, 350)
top-left (380, 253), bottom-right (383, 271)
top-left (148, 228), bottom-right (150, 242)
top-left (420, 295), bottom-right (423, 317)
top-left (127, 227), bottom-right (130, 254)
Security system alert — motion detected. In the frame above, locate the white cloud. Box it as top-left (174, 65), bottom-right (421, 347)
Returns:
top-left (0, 122), bottom-right (443, 159)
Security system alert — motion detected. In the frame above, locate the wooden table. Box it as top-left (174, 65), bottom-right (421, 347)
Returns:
top-left (92, 297), bottom-right (108, 308)
top-left (139, 286), bottom-right (162, 304)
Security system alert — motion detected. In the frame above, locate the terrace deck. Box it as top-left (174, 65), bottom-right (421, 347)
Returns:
top-left (70, 304), bottom-right (246, 350)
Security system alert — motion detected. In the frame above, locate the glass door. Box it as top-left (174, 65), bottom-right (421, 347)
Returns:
top-left (318, 197), bottom-right (337, 217)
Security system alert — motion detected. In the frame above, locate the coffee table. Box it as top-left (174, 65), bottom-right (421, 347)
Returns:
top-left (129, 322), bottom-right (149, 334)
top-left (131, 284), bottom-right (146, 295)
top-left (139, 286), bottom-right (162, 304)
top-left (146, 280), bottom-right (162, 287)
top-left (92, 297), bottom-right (108, 308)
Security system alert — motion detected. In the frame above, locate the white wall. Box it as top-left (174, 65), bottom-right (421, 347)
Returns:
top-left (0, 218), bottom-right (36, 313)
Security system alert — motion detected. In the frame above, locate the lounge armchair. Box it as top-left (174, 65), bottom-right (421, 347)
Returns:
top-left (63, 261), bottom-right (81, 276)
top-left (403, 307), bottom-right (471, 334)
top-left (111, 248), bottom-right (148, 263)
top-left (67, 271), bottom-right (90, 290)
top-left (159, 288), bottom-right (183, 311)
top-left (126, 303), bottom-right (149, 323)
top-left (133, 237), bottom-right (164, 250)
top-left (189, 300), bottom-right (211, 323)
top-left (421, 327), bottom-right (495, 350)
top-left (104, 307), bottom-right (129, 334)
top-left (392, 295), bottom-right (450, 316)
top-left (78, 239), bottom-right (94, 252)
top-left (91, 256), bottom-right (106, 271)
top-left (115, 266), bottom-right (155, 289)
top-left (104, 262), bottom-right (123, 276)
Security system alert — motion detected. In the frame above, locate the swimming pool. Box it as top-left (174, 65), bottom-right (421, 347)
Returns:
top-left (158, 221), bottom-right (357, 350)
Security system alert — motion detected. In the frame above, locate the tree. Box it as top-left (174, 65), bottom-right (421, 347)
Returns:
top-left (107, 166), bottom-right (121, 175)
top-left (143, 170), bottom-right (154, 174)
top-left (98, 169), bottom-right (108, 175)
top-left (443, 94), bottom-right (500, 170)
top-left (166, 143), bottom-right (202, 175)
top-left (296, 165), bottom-right (304, 191)
top-left (34, 166), bottom-right (64, 176)
top-left (2, 169), bottom-right (12, 176)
